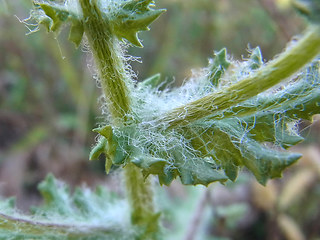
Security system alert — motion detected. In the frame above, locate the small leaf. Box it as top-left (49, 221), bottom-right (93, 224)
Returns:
top-left (92, 125), bottom-right (128, 170)
top-left (33, 173), bottom-right (73, 216)
top-left (208, 48), bottom-right (231, 87)
top-left (0, 197), bottom-right (15, 213)
top-left (248, 47), bottom-right (263, 70)
top-left (132, 157), bottom-right (167, 176)
top-left (89, 136), bottom-right (113, 174)
top-left (111, 0), bottom-right (166, 47)
top-left (40, 3), bottom-right (69, 32)
top-left (26, 1), bottom-right (84, 46)
top-left (69, 19), bottom-right (84, 48)
top-left (29, 9), bottom-right (52, 31)
top-left (89, 136), bottom-right (107, 160)
top-left (138, 73), bottom-right (162, 88)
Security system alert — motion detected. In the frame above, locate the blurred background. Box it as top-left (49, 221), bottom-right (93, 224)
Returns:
top-left (0, 0), bottom-right (319, 239)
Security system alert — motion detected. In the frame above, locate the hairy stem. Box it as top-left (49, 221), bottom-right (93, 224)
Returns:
top-left (124, 163), bottom-right (159, 237)
top-left (79, 0), bottom-right (157, 235)
top-left (158, 25), bottom-right (320, 128)
top-left (79, 0), bottom-right (130, 123)
top-left (0, 213), bottom-right (113, 237)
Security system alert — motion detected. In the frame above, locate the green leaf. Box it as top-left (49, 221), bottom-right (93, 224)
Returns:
top-left (69, 18), bottom-right (84, 47)
top-left (92, 125), bottom-right (128, 165)
top-left (0, 174), bottom-right (136, 239)
top-left (172, 151), bottom-right (228, 186)
top-left (40, 3), bottom-right (68, 31)
top-left (111, 0), bottom-right (166, 47)
top-left (27, 0), bottom-right (165, 48)
top-left (91, 58), bottom-right (320, 186)
top-left (184, 125), bottom-right (242, 182)
top-left (248, 46), bottom-right (263, 70)
top-left (207, 48), bottom-right (231, 87)
top-left (239, 137), bottom-right (301, 184)
top-left (183, 62), bottom-right (319, 184)
top-left (27, 1), bottom-right (84, 47)
top-left (131, 156), bottom-right (167, 176)
top-left (138, 73), bottom-right (162, 88)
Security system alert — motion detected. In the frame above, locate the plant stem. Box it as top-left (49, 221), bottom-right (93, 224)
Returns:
top-left (79, 0), bottom-right (158, 236)
top-left (0, 213), bottom-right (113, 237)
top-left (79, 0), bottom-right (130, 123)
top-left (124, 163), bottom-right (159, 236)
top-left (158, 25), bottom-right (320, 128)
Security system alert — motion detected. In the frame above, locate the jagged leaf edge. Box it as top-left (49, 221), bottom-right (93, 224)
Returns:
top-left (0, 174), bottom-right (135, 239)
top-left (130, 58), bottom-right (320, 186)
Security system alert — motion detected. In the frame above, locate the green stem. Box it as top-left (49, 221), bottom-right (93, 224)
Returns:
top-left (79, 0), bottom-right (130, 123)
top-left (79, 0), bottom-right (158, 236)
top-left (0, 213), bottom-right (115, 237)
top-left (158, 25), bottom-right (320, 128)
top-left (124, 163), bottom-right (159, 237)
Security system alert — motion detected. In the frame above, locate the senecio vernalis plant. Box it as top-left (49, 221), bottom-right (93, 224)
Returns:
top-left (1, 0), bottom-right (320, 239)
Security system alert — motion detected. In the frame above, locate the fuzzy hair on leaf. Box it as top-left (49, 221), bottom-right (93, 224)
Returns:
top-left (25, 0), bottom-right (165, 47)
top-left (0, 174), bottom-right (137, 239)
top-left (91, 48), bottom-right (320, 186)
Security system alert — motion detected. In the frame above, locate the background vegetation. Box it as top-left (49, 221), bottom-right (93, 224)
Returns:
top-left (0, 0), bottom-right (319, 239)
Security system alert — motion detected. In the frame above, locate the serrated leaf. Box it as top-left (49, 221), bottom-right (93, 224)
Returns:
top-left (26, 1), bottom-right (84, 47)
top-left (182, 119), bottom-right (301, 185)
top-left (248, 46), bottom-right (263, 70)
top-left (89, 136), bottom-right (107, 160)
top-left (184, 62), bottom-right (319, 184)
top-left (32, 173), bottom-right (74, 216)
top-left (0, 174), bottom-right (136, 239)
top-left (111, 0), bottom-right (166, 47)
top-left (27, 0), bottom-right (164, 48)
top-left (40, 3), bottom-right (68, 31)
top-left (207, 48), bottom-right (231, 87)
top-left (29, 8), bottom-right (52, 31)
top-left (132, 156), bottom-right (167, 176)
top-left (239, 137), bottom-right (301, 185)
top-left (91, 58), bottom-right (320, 186)
top-left (92, 125), bottom-right (128, 165)
top-left (173, 152), bottom-right (228, 186)
top-left (89, 136), bottom-right (113, 174)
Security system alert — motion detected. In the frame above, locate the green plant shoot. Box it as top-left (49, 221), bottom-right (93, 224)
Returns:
top-left (1, 0), bottom-right (320, 239)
